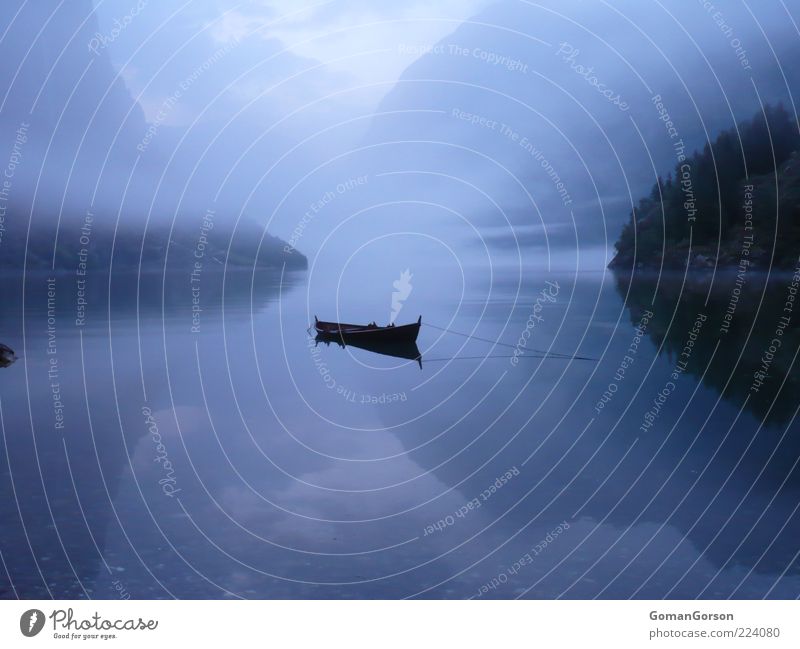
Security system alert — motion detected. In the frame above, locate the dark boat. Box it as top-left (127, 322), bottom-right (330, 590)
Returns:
top-left (314, 315), bottom-right (421, 344)
top-left (0, 343), bottom-right (17, 368)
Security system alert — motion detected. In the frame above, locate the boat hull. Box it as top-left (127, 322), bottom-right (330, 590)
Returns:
top-left (314, 317), bottom-right (421, 344)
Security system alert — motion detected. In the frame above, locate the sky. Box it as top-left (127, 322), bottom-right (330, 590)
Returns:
top-left (93, 0), bottom-right (492, 120)
top-left (2, 0), bottom-right (799, 272)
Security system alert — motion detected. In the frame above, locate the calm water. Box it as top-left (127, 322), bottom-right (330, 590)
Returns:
top-left (1, 264), bottom-right (799, 599)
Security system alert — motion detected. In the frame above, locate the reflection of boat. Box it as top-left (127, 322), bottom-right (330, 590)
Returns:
top-left (0, 343), bottom-right (17, 368)
top-left (314, 333), bottom-right (423, 369)
top-left (315, 315), bottom-right (421, 344)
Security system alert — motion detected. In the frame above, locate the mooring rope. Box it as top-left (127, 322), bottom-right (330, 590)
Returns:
top-left (307, 321), bottom-right (598, 362)
top-left (423, 354), bottom-right (596, 362)
top-left (423, 322), bottom-right (596, 361)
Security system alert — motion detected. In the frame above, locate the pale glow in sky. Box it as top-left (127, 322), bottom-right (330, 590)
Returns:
top-left (211, 0), bottom-right (491, 86)
top-left (96, 0), bottom-right (490, 119)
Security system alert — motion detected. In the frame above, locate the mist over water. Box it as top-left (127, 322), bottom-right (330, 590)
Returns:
top-left (1, 1), bottom-right (799, 601)
top-left (1, 268), bottom-right (798, 598)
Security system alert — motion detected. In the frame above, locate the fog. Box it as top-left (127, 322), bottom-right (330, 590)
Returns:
top-left (1, 0), bottom-right (798, 271)
top-left (3, 1), bottom-right (800, 603)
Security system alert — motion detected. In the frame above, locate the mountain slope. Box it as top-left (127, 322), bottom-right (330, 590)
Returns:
top-left (361, 0), bottom-right (800, 258)
top-left (609, 105), bottom-right (800, 270)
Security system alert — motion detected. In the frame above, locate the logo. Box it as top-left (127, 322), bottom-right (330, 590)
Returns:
top-left (20, 609), bottom-right (45, 637)
top-left (390, 269), bottom-right (413, 324)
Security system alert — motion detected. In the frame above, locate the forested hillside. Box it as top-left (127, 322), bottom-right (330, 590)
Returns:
top-left (610, 104), bottom-right (800, 269)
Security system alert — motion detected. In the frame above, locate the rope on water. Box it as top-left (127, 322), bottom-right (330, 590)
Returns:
top-left (306, 321), bottom-right (597, 362)
top-left (423, 322), bottom-right (597, 361)
top-left (423, 353), bottom-right (597, 362)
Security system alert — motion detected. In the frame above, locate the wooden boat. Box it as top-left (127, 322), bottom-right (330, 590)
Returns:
top-left (314, 315), bottom-right (421, 344)
top-left (0, 343), bottom-right (17, 368)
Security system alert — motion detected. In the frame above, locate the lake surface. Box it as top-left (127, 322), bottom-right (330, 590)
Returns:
top-left (1, 264), bottom-right (799, 599)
